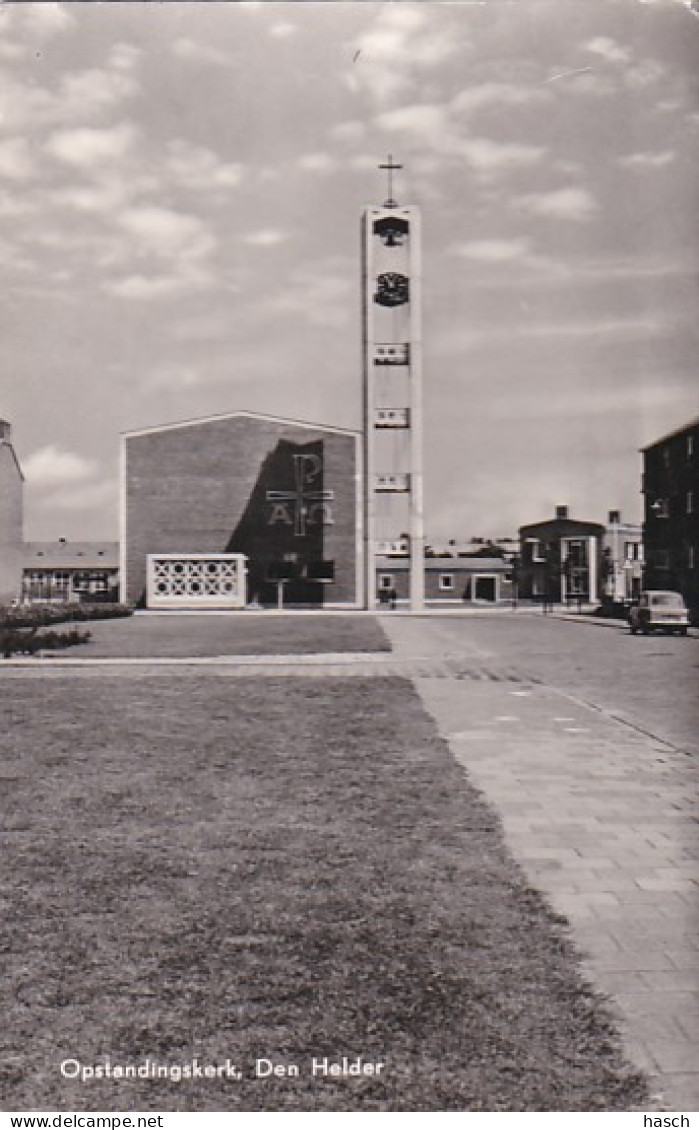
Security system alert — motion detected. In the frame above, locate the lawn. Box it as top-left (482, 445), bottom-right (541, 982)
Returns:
top-left (0, 675), bottom-right (645, 1112)
top-left (66, 613), bottom-right (391, 659)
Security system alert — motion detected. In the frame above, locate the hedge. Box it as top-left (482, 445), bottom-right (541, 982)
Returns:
top-left (0, 603), bottom-right (132, 631)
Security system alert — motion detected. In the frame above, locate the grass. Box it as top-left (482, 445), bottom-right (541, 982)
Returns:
top-left (0, 675), bottom-right (645, 1112)
top-left (64, 614), bottom-right (391, 659)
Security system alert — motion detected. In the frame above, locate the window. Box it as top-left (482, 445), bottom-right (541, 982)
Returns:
top-left (379, 574), bottom-right (394, 590)
top-left (565, 539), bottom-right (587, 567)
top-left (649, 592), bottom-right (684, 608)
top-left (688, 434), bottom-right (694, 460)
top-left (652, 498), bottom-right (669, 519)
top-left (439, 573), bottom-right (455, 591)
top-left (662, 446), bottom-right (671, 469)
top-left (688, 545), bottom-right (695, 570)
top-left (654, 549), bottom-right (669, 570)
top-left (687, 491), bottom-right (694, 515)
top-left (527, 538), bottom-right (545, 562)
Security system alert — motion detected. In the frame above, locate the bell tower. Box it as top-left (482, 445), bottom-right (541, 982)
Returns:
top-left (361, 157), bottom-right (424, 611)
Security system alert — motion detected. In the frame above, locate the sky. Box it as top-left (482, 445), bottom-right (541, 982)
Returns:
top-left (2, 0), bottom-right (698, 543)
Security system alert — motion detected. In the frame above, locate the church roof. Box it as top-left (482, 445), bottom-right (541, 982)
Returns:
top-left (122, 410), bottom-right (360, 440)
top-left (24, 541), bottom-right (119, 569)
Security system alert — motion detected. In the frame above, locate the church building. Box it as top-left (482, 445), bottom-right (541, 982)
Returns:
top-left (120, 411), bottom-right (362, 609)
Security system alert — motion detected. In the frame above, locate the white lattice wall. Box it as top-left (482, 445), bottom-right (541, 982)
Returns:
top-left (146, 553), bottom-right (247, 609)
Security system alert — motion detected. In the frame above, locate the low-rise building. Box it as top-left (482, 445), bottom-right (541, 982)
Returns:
top-left (376, 556), bottom-right (514, 606)
top-left (602, 510), bottom-right (643, 603)
top-left (22, 540), bottom-right (119, 604)
top-left (518, 506), bottom-right (605, 605)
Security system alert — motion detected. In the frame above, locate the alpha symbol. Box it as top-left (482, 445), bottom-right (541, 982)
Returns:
top-left (266, 453), bottom-right (335, 536)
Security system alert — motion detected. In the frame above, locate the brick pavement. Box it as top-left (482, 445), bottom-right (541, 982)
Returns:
top-left (382, 616), bottom-right (699, 1112)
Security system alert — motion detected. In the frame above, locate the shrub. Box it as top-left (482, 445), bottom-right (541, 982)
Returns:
top-left (0, 603), bottom-right (131, 630)
top-left (0, 626), bottom-right (91, 658)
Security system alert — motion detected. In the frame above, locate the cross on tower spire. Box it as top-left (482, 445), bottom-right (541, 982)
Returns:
top-left (379, 154), bottom-right (402, 208)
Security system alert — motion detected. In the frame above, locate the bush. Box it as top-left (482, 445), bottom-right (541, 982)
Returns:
top-left (593, 600), bottom-right (631, 620)
top-left (0, 625), bottom-right (92, 658)
top-left (0, 603), bottom-right (131, 631)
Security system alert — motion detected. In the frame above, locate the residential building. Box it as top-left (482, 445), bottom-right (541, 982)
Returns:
top-left (518, 506), bottom-right (605, 604)
top-left (641, 416), bottom-right (699, 613)
top-left (602, 510), bottom-right (643, 603)
top-left (22, 540), bottom-right (119, 604)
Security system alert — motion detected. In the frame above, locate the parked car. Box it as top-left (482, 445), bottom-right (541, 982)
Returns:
top-left (629, 590), bottom-right (689, 636)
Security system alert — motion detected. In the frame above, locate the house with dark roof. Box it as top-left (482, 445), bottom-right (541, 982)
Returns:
top-left (22, 540), bottom-right (119, 604)
top-left (518, 506), bottom-right (605, 605)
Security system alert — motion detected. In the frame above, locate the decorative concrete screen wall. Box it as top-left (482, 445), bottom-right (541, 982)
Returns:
top-left (147, 553), bottom-right (247, 610)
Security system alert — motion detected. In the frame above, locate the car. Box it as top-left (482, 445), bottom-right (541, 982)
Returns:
top-left (629, 590), bottom-right (690, 636)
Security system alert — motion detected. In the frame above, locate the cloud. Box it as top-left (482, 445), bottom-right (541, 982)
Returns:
top-left (42, 479), bottom-right (117, 513)
top-left (46, 123), bottom-right (137, 169)
top-left (105, 265), bottom-right (215, 301)
top-left (0, 42), bottom-right (140, 133)
top-left (172, 38), bottom-right (231, 67)
top-left (435, 312), bottom-right (673, 357)
top-left (618, 150), bottom-right (676, 169)
top-left (560, 71), bottom-right (618, 97)
top-left (452, 82), bottom-right (551, 116)
top-left (266, 260), bottom-right (353, 328)
top-left (461, 139), bottom-right (546, 175)
top-left (376, 104), bottom-right (545, 175)
top-left (0, 39), bottom-right (26, 63)
top-left (513, 186), bottom-right (597, 221)
top-left (0, 138), bottom-right (34, 180)
top-left (144, 364), bottom-right (203, 392)
top-left (2, 1), bottom-right (74, 48)
top-left (116, 206), bottom-right (215, 261)
top-left (297, 152), bottom-right (338, 175)
top-left (350, 5), bottom-right (460, 104)
top-left (269, 21), bottom-right (296, 39)
top-left (583, 37), bottom-right (630, 64)
top-left (56, 61), bottom-right (140, 121)
top-left (243, 229), bottom-right (291, 247)
top-left (377, 103), bottom-right (447, 139)
top-left (50, 177), bottom-right (135, 216)
top-left (451, 239), bottom-right (533, 264)
top-left (22, 2), bottom-right (74, 36)
top-left (23, 445), bottom-right (96, 487)
top-left (624, 60), bottom-right (667, 89)
top-left (330, 121), bottom-right (366, 145)
top-left (165, 140), bottom-right (243, 192)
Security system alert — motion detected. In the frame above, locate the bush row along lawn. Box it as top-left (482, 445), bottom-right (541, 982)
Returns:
top-left (0, 604), bottom-right (131, 630)
top-left (0, 627), bottom-right (91, 658)
top-left (0, 675), bottom-right (645, 1112)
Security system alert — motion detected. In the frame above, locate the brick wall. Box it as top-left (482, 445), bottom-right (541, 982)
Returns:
top-left (0, 443), bottom-right (23, 605)
top-left (124, 416), bottom-right (360, 607)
